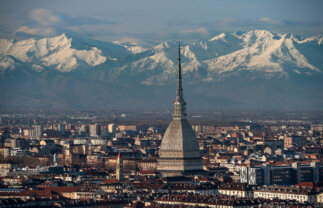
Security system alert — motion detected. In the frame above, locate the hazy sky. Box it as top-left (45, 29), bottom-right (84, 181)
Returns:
top-left (0, 0), bottom-right (322, 41)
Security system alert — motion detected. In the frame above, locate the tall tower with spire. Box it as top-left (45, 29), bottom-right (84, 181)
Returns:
top-left (157, 45), bottom-right (203, 177)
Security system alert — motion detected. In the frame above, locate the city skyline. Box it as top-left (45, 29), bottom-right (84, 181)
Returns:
top-left (0, 100), bottom-right (322, 206)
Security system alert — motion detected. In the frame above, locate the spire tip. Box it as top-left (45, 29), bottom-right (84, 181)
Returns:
top-left (173, 44), bottom-right (186, 119)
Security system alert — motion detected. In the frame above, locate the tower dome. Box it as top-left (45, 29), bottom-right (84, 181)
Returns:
top-left (157, 45), bottom-right (203, 176)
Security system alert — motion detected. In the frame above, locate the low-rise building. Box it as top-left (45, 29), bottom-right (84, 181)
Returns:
top-left (254, 185), bottom-right (317, 203)
top-left (155, 193), bottom-right (260, 208)
top-left (216, 183), bottom-right (253, 198)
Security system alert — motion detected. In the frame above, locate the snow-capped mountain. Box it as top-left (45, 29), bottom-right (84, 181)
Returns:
top-left (0, 30), bottom-right (322, 111)
top-left (1, 30), bottom-right (321, 80)
top-left (111, 30), bottom-right (322, 84)
top-left (206, 30), bottom-right (319, 76)
top-left (112, 39), bottom-right (148, 54)
top-left (0, 34), bottom-right (106, 72)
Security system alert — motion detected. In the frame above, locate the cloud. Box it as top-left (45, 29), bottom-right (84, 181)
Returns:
top-left (30, 9), bottom-right (61, 26)
top-left (113, 37), bottom-right (142, 44)
top-left (166, 20), bottom-right (191, 28)
top-left (16, 26), bottom-right (55, 36)
top-left (181, 27), bottom-right (209, 36)
top-left (199, 18), bottom-right (298, 34)
top-left (14, 8), bottom-right (117, 38)
top-left (29, 8), bottom-right (115, 28)
top-left (216, 18), bottom-right (237, 26)
top-left (58, 14), bottom-right (116, 26)
top-left (260, 17), bottom-right (283, 25)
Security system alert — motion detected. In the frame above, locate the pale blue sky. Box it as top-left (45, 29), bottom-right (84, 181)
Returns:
top-left (0, 0), bottom-right (322, 40)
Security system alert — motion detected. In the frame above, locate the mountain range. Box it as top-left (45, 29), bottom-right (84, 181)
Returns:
top-left (0, 30), bottom-right (322, 111)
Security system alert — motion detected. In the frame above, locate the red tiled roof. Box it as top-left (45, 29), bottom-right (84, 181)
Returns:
top-left (272, 161), bottom-right (292, 166)
top-left (199, 177), bottom-right (208, 182)
top-left (101, 179), bottom-right (118, 184)
top-left (139, 170), bottom-right (156, 175)
top-left (295, 182), bottom-right (323, 188)
top-left (41, 186), bottom-right (78, 193)
top-left (37, 181), bottom-right (53, 187)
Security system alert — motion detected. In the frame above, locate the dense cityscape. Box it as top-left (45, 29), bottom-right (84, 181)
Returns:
top-left (0, 109), bottom-right (322, 207)
top-left (1, 47), bottom-right (323, 207)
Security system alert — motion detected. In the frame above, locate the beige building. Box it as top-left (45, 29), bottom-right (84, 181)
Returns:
top-left (0, 147), bottom-right (9, 158)
top-left (254, 186), bottom-right (316, 203)
top-left (118, 124), bottom-right (136, 131)
top-left (316, 192), bottom-right (323, 203)
top-left (217, 183), bottom-right (253, 198)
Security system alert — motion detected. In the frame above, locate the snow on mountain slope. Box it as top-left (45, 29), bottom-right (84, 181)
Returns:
top-left (209, 33), bottom-right (226, 41)
top-left (206, 30), bottom-right (319, 76)
top-left (154, 41), bottom-right (171, 51)
top-left (0, 30), bottom-right (321, 81)
top-left (126, 45), bottom-right (147, 54)
top-left (0, 34), bottom-right (106, 72)
top-left (128, 42), bottom-right (203, 84)
top-left (133, 51), bottom-right (175, 72)
top-left (130, 51), bottom-right (175, 85)
top-left (293, 36), bottom-right (323, 45)
top-left (110, 30), bottom-right (322, 84)
top-left (113, 40), bottom-right (148, 54)
top-left (182, 45), bottom-right (201, 73)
